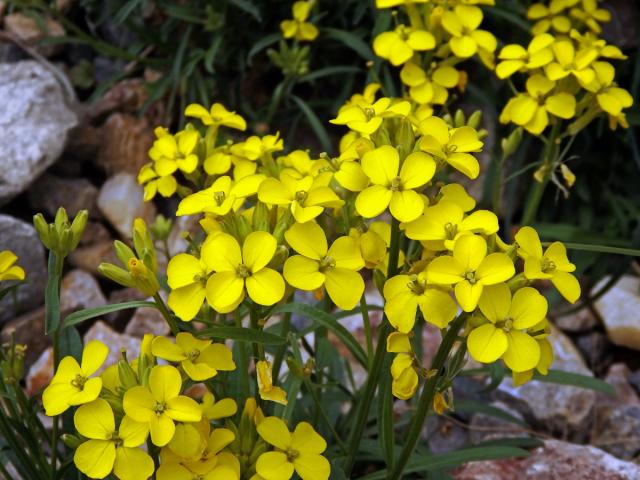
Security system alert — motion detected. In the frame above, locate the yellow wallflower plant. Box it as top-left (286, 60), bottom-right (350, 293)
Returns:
top-left (280, 1), bottom-right (319, 42)
top-left (373, 24), bottom-right (436, 66)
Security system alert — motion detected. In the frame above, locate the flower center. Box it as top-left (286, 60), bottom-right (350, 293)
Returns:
top-left (464, 270), bottom-right (477, 284)
top-left (286, 448), bottom-right (300, 462)
top-left (497, 317), bottom-right (514, 332)
top-left (154, 402), bottom-right (167, 415)
top-left (319, 255), bottom-right (336, 272)
top-left (444, 144), bottom-right (458, 155)
top-left (236, 263), bottom-right (252, 278)
top-left (107, 431), bottom-right (124, 447)
top-left (295, 190), bottom-right (309, 203)
top-left (541, 258), bottom-right (556, 273)
top-left (364, 106), bottom-right (376, 120)
top-left (71, 374), bottom-right (87, 389)
top-left (390, 176), bottom-right (403, 192)
top-left (444, 222), bottom-right (458, 240)
top-left (407, 274), bottom-right (426, 295)
top-left (187, 349), bottom-right (200, 362)
top-left (214, 191), bottom-right (226, 206)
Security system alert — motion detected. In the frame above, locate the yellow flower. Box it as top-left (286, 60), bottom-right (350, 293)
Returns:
top-left (545, 39), bottom-right (597, 84)
top-left (582, 62), bottom-right (633, 117)
top-left (123, 365), bottom-right (202, 446)
top-left (467, 284), bottom-right (547, 372)
top-left (185, 103), bottom-right (247, 131)
top-left (0, 250), bottom-right (25, 281)
top-left (390, 353), bottom-right (419, 400)
top-left (257, 360), bottom-right (288, 405)
top-left (281, 1), bottom-right (319, 42)
top-left (400, 63), bottom-right (460, 105)
top-left (441, 5), bottom-right (497, 60)
top-left (330, 97), bottom-right (411, 135)
top-left (495, 33), bottom-right (555, 79)
top-left (373, 24), bottom-right (436, 66)
top-left (176, 174), bottom-right (265, 217)
top-left (73, 399), bottom-right (154, 480)
top-left (438, 183), bottom-right (476, 212)
top-left (201, 392), bottom-right (238, 420)
top-left (527, 0), bottom-right (574, 35)
top-left (426, 234), bottom-right (515, 312)
top-left (42, 340), bottom-right (108, 416)
top-left (258, 172), bottom-right (344, 223)
top-left (151, 129), bottom-right (200, 177)
top-left (405, 200), bottom-right (499, 251)
top-left (355, 145), bottom-right (435, 223)
top-left (419, 117), bottom-right (483, 179)
top-left (383, 272), bottom-right (457, 332)
top-left (570, 0), bottom-right (611, 33)
top-left (205, 231), bottom-right (285, 312)
top-left (242, 134), bottom-right (284, 160)
top-left (167, 252), bottom-right (211, 321)
top-left (152, 332), bottom-right (236, 381)
top-left (256, 417), bottom-right (330, 480)
top-left (499, 74), bottom-right (576, 135)
top-left (350, 226), bottom-right (387, 269)
top-left (376, 0), bottom-right (428, 7)
top-left (138, 163), bottom-right (178, 201)
top-left (514, 226), bottom-right (580, 303)
top-left (283, 222), bottom-right (364, 310)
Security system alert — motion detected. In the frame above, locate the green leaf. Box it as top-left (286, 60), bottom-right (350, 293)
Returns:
top-left (291, 95), bottom-right (332, 153)
top-left (248, 33), bottom-right (281, 64)
top-left (544, 242), bottom-right (640, 257)
top-left (533, 369), bottom-right (615, 395)
top-left (44, 252), bottom-right (61, 334)
top-left (64, 301), bottom-right (157, 328)
top-left (355, 446), bottom-right (529, 479)
top-left (59, 326), bottom-right (83, 362)
top-left (323, 28), bottom-right (375, 61)
top-left (299, 66), bottom-right (361, 83)
top-left (229, 0), bottom-right (262, 21)
top-left (272, 303), bottom-right (369, 368)
top-left (0, 284), bottom-right (20, 303)
top-left (198, 326), bottom-right (286, 345)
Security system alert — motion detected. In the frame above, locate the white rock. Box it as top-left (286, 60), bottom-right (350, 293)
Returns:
top-left (595, 275), bottom-right (640, 350)
top-left (0, 61), bottom-right (77, 204)
top-left (97, 173), bottom-right (155, 238)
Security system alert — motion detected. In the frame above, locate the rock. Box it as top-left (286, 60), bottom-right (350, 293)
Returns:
top-left (28, 174), bottom-right (99, 218)
top-left (602, 0), bottom-right (638, 49)
top-left (79, 221), bottom-right (112, 246)
top-left (59, 270), bottom-right (106, 312)
top-left (68, 241), bottom-right (118, 273)
top-left (425, 416), bottom-right (469, 454)
top-left (0, 215), bottom-right (47, 323)
top-left (85, 79), bottom-right (149, 121)
top-left (496, 327), bottom-right (596, 438)
top-left (468, 401), bottom-right (528, 444)
top-left (595, 276), bottom-right (640, 351)
top-left (0, 61), bottom-right (77, 204)
top-left (125, 305), bottom-right (170, 337)
top-left (1, 307), bottom-right (47, 368)
top-left (94, 113), bottom-right (155, 176)
top-left (83, 321), bottom-right (140, 371)
top-left (97, 173), bottom-right (156, 238)
top-left (453, 439), bottom-right (640, 480)
top-left (26, 347), bottom-right (53, 396)
top-left (105, 288), bottom-right (146, 328)
top-left (592, 364), bottom-right (640, 459)
top-left (575, 331), bottom-right (614, 375)
top-left (3, 13), bottom-right (65, 57)
top-left (553, 308), bottom-right (598, 333)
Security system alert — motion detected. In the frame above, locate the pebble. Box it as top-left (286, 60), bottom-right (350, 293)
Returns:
top-left (595, 276), bottom-right (640, 351)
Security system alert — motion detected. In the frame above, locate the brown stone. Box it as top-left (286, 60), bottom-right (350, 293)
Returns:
top-left (125, 305), bottom-right (171, 337)
top-left (59, 269), bottom-right (107, 312)
top-left (83, 321), bottom-right (141, 371)
top-left (3, 13), bottom-right (64, 57)
top-left (453, 439), bottom-right (640, 480)
top-left (68, 240), bottom-right (118, 273)
top-left (1, 307), bottom-right (48, 368)
top-left (105, 288), bottom-right (147, 328)
top-left (94, 113), bottom-right (155, 176)
top-left (26, 347), bottom-right (53, 396)
top-left (596, 276), bottom-right (640, 351)
top-left (79, 221), bottom-right (112, 246)
top-left (28, 174), bottom-right (99, 218)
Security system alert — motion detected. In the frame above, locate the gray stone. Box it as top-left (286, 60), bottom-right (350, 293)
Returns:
top-left (59, 269), bottom-right (106, 313)
top-left (97, 173), bottom-right (156, 239)
top-left (1, 307), bottom-right (47, 368)
top-left (496, 327), bottom-right (596, 438)
top-left (0, 61), bottom-right (77, 204)
top-left (125, 304), bottom-right (170, 337)
top-left (0, 215), bottom-right (47, 323)
top-left (453, 439), bottom-right (640, 480)
top-left (553, 308), bottom-right (598, 333)
top-left (83, 320), bottom-right (140, 372)
top-left (468, 401), bottom-right (528, 444)
top-left (28, 174), bottom-right (99, 218)
top-left (595, 276), bottom-right (640, 351)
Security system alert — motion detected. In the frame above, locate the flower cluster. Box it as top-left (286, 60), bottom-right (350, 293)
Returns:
top-left (280, 0), bottom-right (318, 42)
top-left (42, 334), bottom-right (329, 480)
top-left (499, 0), bottom-right (632, 136)
top-left (372, 0), bottom-right (497, 117)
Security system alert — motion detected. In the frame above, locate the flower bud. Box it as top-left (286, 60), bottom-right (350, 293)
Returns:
top-left (467, 110), bottom-right (482, 129)
top-left (150, 215), bottom-right (172, 242)
top-left (454, 109), bottom-right (466, 128)
top-left (252, 201), bottom-right (271, 233)
top-left (62, 434), bottom-right (83, 449)
top-left (118, 358), bottom-right (139, 390)
top-left (33, 213), bottom-right (52, 249)
top-left (98, 263), bottom-right (135, 289)
top-left (114, 241), bottom-right (136, 266)
top-left (69, 210), bottom-right (88, 251)
top-left (501, 127), bottom-right (523, 159)
top-left (395, 118), bottom-right (415, 156)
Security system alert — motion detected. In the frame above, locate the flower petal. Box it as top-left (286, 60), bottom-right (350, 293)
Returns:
top-left (467, 324), bottom-right (508, 363)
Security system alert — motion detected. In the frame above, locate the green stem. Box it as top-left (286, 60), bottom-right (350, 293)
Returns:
top-left (360, 296), bottom-right (374, 368)
top-left (49, 252), bottom-right (64, 479)
top-left (152, 293), bottom-right (179, 335)
top-left (343, 218), bottom-right (401, 476)
top-left (520, 121), bottom-right (562, 226)
top-left (387, 314), bottom-right (467, 480)
top-left (272, 311), bottom-right (292, 380)
top-left (234, 310), bottom-right (250, 402)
